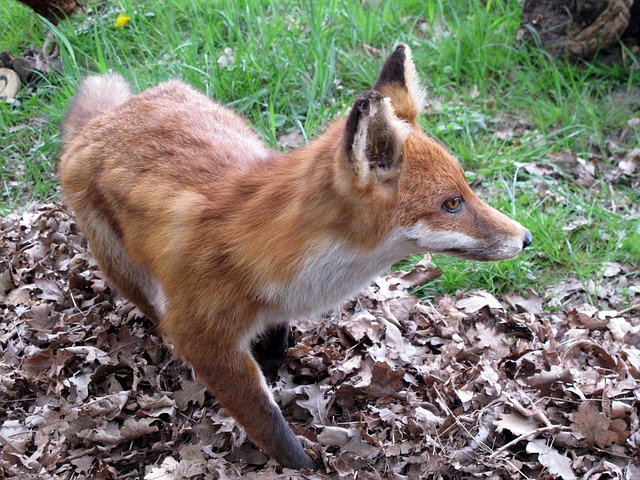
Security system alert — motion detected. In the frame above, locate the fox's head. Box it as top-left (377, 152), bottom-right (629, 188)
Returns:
top-left (334, 44), bottom-right (531, 261)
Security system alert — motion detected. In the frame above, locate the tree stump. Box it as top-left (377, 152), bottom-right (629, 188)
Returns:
top-left (15, 0), bottom-right (80, 25)
top-left (518, 0), bottom-right (640, 60)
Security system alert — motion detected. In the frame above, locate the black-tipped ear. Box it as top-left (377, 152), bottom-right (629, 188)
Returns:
top-left (373, 44), bottom-right (409, 92)
top-left (373, 44), bottom-right (426, 123)
top-left (341, 90), bottom-right (410, 190)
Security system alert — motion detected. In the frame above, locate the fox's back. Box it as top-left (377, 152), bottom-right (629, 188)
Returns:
top-left (62, 79), bottom-right (271, 186)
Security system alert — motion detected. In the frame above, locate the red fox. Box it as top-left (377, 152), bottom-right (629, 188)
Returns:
top-left (60, 44), bottom-right (531, 470)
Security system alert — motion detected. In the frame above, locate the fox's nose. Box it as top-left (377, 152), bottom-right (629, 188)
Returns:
top-left (523, 230), bottom-right (533, 249)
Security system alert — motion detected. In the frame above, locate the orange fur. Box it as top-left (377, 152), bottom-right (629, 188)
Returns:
top-left (59, 44), bottom-right (531, 470)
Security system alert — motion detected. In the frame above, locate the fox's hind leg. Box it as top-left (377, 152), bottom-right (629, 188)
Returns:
top-left (76, 210), bottom-right (165, 322)
top-left (252, 322), bottom-right (290, 380)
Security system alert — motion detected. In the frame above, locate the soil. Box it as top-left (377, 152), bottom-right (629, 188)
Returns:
top-left (519, 0), bottom-right (639, 60)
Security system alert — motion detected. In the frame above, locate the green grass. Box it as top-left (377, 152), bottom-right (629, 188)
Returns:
top-left (2, 0), bottom-right (639, 305)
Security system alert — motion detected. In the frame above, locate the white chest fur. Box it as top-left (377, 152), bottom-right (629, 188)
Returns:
top-left (258, 229), bottom-right (421, 322)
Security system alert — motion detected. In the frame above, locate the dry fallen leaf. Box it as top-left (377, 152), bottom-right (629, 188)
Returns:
top-left (571, 402), bottom-right (627, 448)
top-left (504, 290), bottom-right (544, 315)
top-left (395, 254), bottom-right (442, 288)
top-left (296, 384), bottom-right (329, 425)
top-left (144, 456), bottom-right (178, 480)
top-left (526, 439), bottom-right (576, 480)
top-left (455, 290), bottom-right (503, 313)
top-left (0, 420), bottom-right (32, 453)
top-left (494, 412), bottom-right (539, 436)
top-left (317, 426), bottom-right (354, 447)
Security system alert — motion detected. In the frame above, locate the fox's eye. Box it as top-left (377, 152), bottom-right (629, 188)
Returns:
top-left (443, 195), bottom-right (463, 213)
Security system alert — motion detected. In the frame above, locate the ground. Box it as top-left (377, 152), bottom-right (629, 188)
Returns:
top-left (1, 204), bottom-right (639, 479)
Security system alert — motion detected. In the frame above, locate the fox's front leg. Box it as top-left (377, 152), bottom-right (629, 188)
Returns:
top-left (169, 321), bottom-right (317, 471)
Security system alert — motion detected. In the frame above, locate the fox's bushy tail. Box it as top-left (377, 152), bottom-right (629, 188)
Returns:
top-left (62, 74), bottom-right (132, 145)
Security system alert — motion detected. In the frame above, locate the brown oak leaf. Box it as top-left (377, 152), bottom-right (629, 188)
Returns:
top-left (571, 402), bottom-right (627, 448)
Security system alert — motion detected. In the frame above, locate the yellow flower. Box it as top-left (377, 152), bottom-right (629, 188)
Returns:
top-left (115, 13), bottom-right (131, 29)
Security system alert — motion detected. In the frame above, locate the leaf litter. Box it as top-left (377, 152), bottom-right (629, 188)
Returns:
top-left (1, 203), bottom-right (639, 479)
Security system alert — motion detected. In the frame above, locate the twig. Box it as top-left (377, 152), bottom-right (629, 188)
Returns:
top-left (489, 424), bottom-right (570, 459)
top-left (67, 283), bottom-right (86, 316)
top-left (505, 391), bottom-right (552, 427)
top-left (616, 302), bottom-right (640, 315)
top-left (434, 389), bottom-right (532, 479)
top-left (66, 446), bottom-right (99, 461)
top-left (379, 303), bottom-right (404, 330)
top-left (425, 299), bottom-right (448, 326)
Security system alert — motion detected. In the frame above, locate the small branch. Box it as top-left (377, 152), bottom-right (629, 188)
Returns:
top-left (66, 446), bottom-right (99, 461)
top-left (506, 391), bottom-right (552, 427)
top-left (489, 424), bottom-right (571, 459)
top-left (617, 302), bottom-right (640, 315)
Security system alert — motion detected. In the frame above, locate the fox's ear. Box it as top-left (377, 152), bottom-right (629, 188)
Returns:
top-left (373, 44), bottom-right (426, 123)
top-left (341, 90), bottom-right (410, 191)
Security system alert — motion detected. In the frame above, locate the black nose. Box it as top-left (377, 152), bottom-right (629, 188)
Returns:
top-left (523, 230), bottom-right (533, 249)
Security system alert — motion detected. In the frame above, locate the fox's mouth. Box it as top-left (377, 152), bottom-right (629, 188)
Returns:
top-left (441, 248), bottom-right (484, 261)
top-left (440, 247), bottom-right (520, 262)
